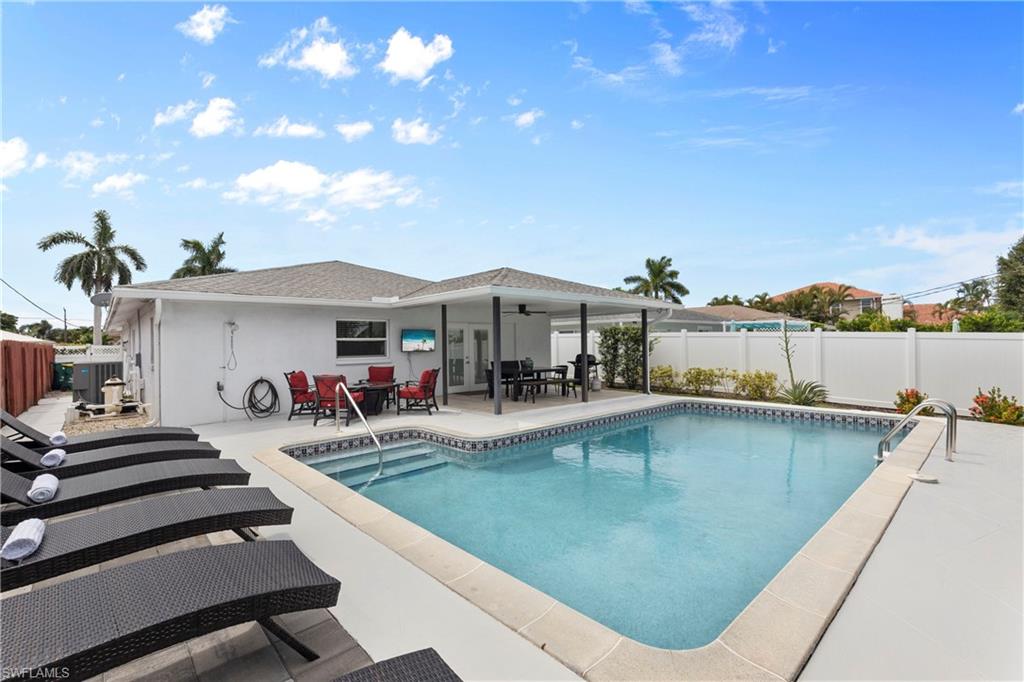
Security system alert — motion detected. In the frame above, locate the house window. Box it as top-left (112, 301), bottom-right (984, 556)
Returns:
top-left (860, 299), bottom-right (875, 312)
top-left (336, 320), bottom-right (388, 358)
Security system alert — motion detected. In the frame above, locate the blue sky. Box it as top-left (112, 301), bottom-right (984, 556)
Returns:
top-left (2, 1), bottom-right (1022, 327)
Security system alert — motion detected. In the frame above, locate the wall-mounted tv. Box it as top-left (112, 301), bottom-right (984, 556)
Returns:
top-left (401, 329), bottom-right (436, 352)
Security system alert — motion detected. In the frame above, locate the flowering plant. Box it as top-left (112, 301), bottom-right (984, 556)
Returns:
top-left (894, 388), bottom-right (932, 415)
top-left (969, 387), bottom-right (1024, 425)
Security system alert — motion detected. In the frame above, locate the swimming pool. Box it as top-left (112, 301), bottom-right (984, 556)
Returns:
top-left (307, 410), bottom-right (894, 649)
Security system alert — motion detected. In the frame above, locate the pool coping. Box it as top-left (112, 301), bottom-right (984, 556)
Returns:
top-left (255, 399), bottom-right (947, 681)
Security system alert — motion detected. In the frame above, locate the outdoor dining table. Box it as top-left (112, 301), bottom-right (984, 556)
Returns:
top-left (351, 381), bottom-right (399, 415)
top-left (506, 366), bottom-right (569, 400)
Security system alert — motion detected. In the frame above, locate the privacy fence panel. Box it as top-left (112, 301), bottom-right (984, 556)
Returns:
top-left (552, 330), bottom-right (1023, 413)
top-left (1, 339), bottom-right (55, 416)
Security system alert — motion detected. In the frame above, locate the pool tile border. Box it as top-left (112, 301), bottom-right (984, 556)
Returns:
top-left (281, 399), bottom-right (911, 461)
top-left (259, 402), bottom-right (945, 681)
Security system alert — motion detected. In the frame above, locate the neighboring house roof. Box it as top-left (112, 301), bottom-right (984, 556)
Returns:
top-left (685, 305), bottom-right (805, 322)
top-left (552, 304), bottom-right (807, 326)
top-left (0, 331), bottom-right (56, 345)
top-left (120, 261), bottom-right (432, 302)
top-left (402, 267), bottom-right (638, 301)
top-left (903, 303), bottom-right (949, 325)
top-left (770, 282), bottom-right (882, 302)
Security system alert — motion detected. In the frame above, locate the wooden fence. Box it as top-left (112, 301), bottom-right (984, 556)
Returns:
top-left (1, 339), bottom-right (55, 416)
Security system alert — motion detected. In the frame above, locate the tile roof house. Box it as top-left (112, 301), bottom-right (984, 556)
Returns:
top-left (770, 282), bottom-right (884, 319)
top-left (107, 261), bottom-right (676, 425)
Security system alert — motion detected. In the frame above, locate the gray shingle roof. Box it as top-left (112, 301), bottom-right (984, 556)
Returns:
top-left (684, 305), bottom-right (806, 321)
top-left (120, 262), bottom-right (647, 304)
top-left (123, 261), bottom-right (432, 302)
top-left (402, 267), bottom-right (641, 301)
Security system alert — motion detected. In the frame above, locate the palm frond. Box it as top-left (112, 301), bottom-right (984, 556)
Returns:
top-left (38, 230), bottom-right (91, 251)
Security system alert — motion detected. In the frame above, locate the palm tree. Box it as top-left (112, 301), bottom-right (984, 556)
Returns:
top-left (38, 210), bottom-right (146, 345)
top-left (817, 284), bottom-right (854, 325)
top-left (623, 256), bottom-right (689, 303)
top-left (746, 292), bottom-right (773, 311)
top-left (707, 294), bottom-right (744, 306)
top-left (172, 232), bottom-right (237, 279)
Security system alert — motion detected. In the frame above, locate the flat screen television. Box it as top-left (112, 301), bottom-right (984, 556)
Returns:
top-left (401, 329), bottom-right (436, 352)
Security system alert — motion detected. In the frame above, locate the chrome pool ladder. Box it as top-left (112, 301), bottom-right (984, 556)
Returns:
top-left (336, 381), bottom-right (384, 488)
top-left (876, 399), bottom-right (957, 463)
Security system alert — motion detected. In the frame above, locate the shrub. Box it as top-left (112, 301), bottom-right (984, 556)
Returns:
top-left (781, 379), bottom-right (828, 406)
top-left (679, 367), bottom-right (721, 395)
top-left (716, 368), bottom-right (741, 393)
top-left (650, 365), bottom-right (676, 392)
top-left (597, 327), bottom-right (623, 387)
top-left (619, 326), bottom-right (646, 389)
top-left (894, 388), bottom-right (933, 415)
top-left (969, 387), bottom-right (1024, 425)
top-left (735, 370), bottom-right (780, 401)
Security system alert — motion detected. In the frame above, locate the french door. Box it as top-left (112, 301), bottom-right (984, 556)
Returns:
top-left (446, 324), bottom-right (490, 392)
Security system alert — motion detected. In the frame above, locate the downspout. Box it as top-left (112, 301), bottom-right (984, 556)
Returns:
top-left (148, 298), bottom-right (163, 426)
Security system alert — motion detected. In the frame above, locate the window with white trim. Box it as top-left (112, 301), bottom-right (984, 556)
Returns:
top-left (336, 320), bottom-right (388, 358)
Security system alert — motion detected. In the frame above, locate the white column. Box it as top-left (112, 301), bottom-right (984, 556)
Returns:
top-left (812, 327), bottom-right (823, 383)
top-left (739, 328), bottom-right (749, 372)
top-left (905, 328), bottom-right (918, 388)
top-left (680, 330), bottom-right (689, 371)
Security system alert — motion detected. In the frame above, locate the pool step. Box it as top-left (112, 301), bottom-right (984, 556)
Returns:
top-left (339, 457), bottom-right (447, 488)
top-left (310, 444), bottom-right (436, 477)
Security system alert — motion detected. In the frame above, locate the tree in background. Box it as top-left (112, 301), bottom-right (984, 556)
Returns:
top-left (172, 232), bottom-right (237, 278)
top-left (952, 278), bottom-right (993, 313)
top-left (707, 294), bottom-right (744, 306)
top-left (814, 284), bottom-right (854, 325)
top-left (745, 292), bottom-right (774, 311)
top-left (38, 210), bottom-right (147, 345)
top-left (623, 256), bottom-right (689, 303)
top-left (17, 320), bottom-right (53, 339)
top-left (1, 312), bottom-right (17, 332)
top-left (996, 235), bottom-right (1024, 315)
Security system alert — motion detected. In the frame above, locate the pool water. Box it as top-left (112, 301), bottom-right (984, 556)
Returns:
top-left (309, 411), bottom-right (890, 649)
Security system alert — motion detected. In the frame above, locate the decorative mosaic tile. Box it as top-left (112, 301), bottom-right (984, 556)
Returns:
top-left (281, 399), bottom-right (914, 462)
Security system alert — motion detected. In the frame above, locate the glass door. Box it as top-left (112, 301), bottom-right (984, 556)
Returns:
top-left (447, 328), bottom-right (465, 388)
top-left (446, 324), bottom-right (490, 392)
top-left (471, 327), bottom-right (490, 387)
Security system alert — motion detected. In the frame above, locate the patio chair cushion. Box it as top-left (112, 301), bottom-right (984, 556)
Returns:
top-left (418, 369), bottom-right (435, 387)
top-left (368, 366), bottom-right (394, 383)
top-left (398, 385), bottom-right (426, 399)
top-left (286, 371), bottom-right (315, 402)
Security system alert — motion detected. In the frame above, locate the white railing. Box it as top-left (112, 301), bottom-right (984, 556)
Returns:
top-left (335, 381), bottom-right (384, 490)
top-left (877, 399), bottom-right (957, 463)
top-left (54, 345), bottom-right (125, 364)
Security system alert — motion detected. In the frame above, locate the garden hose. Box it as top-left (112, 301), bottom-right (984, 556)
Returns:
top-left (217, 377), bottom-right (280, 421)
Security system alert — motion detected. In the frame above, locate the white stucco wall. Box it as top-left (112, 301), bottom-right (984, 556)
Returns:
top-left (123, 298), bottom-right (551, 427)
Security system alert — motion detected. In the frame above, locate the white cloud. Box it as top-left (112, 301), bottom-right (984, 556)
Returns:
top-left (682, 3), bottom-right (745, 51)
top-left (200, 71), bottom-right (216, 88)
top-left (92, 171), bottom-right (147, 196)
top-left (259, 17), bottom-right (357, 82)
top-left (571, 54), bottom-right (647, 87)
top-left (302, 208), bottom-right (336, 225)
top-left (254, 115), bottom-right (325, 139)
top-left (1013, 102), bottom-right (1024, 115)
top-left (624, 0), bottom-right (654, 15)
top-left (378, 27), bottom-right (453, 85)
top-left (510, 109), bottom-right (544, 129)
top-left (707, 86), bottom-right (813, 102)
top-left (190, 98), bottom-right (243, 138)
top-left (976, 180), bottom-right (1023, 198)
top-left (1, 138), bottom-right (29, 178)
top-left (179, 177), bottom-right (220, 190)
top-left (176, 4), bottom-right (235, 45)
top-left (391, 117), bottom-right (441, 145)
top-left (117, 73), bottom-right (126, 82)
top-left (571, 119), bottom-right (585, 130)
top-left (767, 37), bottom-right (784, 54)
top-left (31, 152), bottom-right (49, 170)
top-left (335, 120), bottom-right (374, 142)
top-left (224, 160), bottom-right (422, 212)
top-left (154, 100), bottom-right (199, 128)
top-left (650, 42), bottom-right (682, 76)
top-left (507, 94), bottom-right (523, 107)
top-left (90, 117), bottom-right (105, 128)
top-left (58, 150), bottom-right (127, 181)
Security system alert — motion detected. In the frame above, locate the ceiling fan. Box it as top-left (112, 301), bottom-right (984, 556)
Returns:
top-left (502, 304), bottom-right (548, 316)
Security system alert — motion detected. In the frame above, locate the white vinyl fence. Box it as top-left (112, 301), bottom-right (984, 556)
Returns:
top-left (552, 330), bottom-right (1024, 413)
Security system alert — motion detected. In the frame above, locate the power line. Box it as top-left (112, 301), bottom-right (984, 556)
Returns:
top-left (0, 278), bottom-right (90, 328)
top-left (901, 273), bottom-right (997, 301)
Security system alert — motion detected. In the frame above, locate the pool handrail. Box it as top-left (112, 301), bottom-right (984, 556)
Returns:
top-left (876, 398), bottom-right (957, 463)
top-left (335, 381), bottom-right (384, 487)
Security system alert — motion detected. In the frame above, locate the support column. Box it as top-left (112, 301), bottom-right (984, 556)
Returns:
top-left (440, 304), bottom-right (448, 406)
top-left (492, 296), bottom-right (502, 415)
top-left (641, 308), bottom-right (650, 394)
top-left (580, 303), bottom-right (589, 403)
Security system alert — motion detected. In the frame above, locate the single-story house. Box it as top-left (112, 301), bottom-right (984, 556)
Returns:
top-left (551, 304), bottom-right (810, 332)
top-left (106, 261), bottom-right (676, 426)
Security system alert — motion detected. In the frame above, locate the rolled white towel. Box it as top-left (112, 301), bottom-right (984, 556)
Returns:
top-left (49, 431), bottom-right (68, 446)
top-left (40, 449), bottom-right (66, 468)
top-left (1, 518), bottom-right (46, 561)
top-left (27, 474), bottom-right (59, 503)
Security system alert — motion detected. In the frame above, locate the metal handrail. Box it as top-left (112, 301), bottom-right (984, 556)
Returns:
top-left (336, 381), bottom-right (384, 487)
top-left (876, 398), bottom-right (957, 463)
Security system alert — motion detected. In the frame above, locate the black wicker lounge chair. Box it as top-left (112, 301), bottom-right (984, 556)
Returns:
top-left (1, 408), bottom-right (198, 453)
top-left (1, 487), bottom-right (293, 591)
top-left (336, 649), bottom-right (462, 682)
top-left (1, 459), bottom-right (250, 524)
top-left (1, 436), bottom-right (220, 478)
top-left (1, 540), bottom-right (341, 681)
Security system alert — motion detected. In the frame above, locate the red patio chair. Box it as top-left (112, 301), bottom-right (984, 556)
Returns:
top-left (367, 365), bottom-right (396, 408)
top-left (284, 371), bottom-right (317, 420)
top-left (313, 374), bottom-right (364, 427)
top-left (397, 368), bottom-right (440, 416)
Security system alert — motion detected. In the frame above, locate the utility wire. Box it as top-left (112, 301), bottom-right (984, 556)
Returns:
top-left (901, 273), bottom-right (997, 301)
top-left (0, 277), bottom-right (90, 328)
